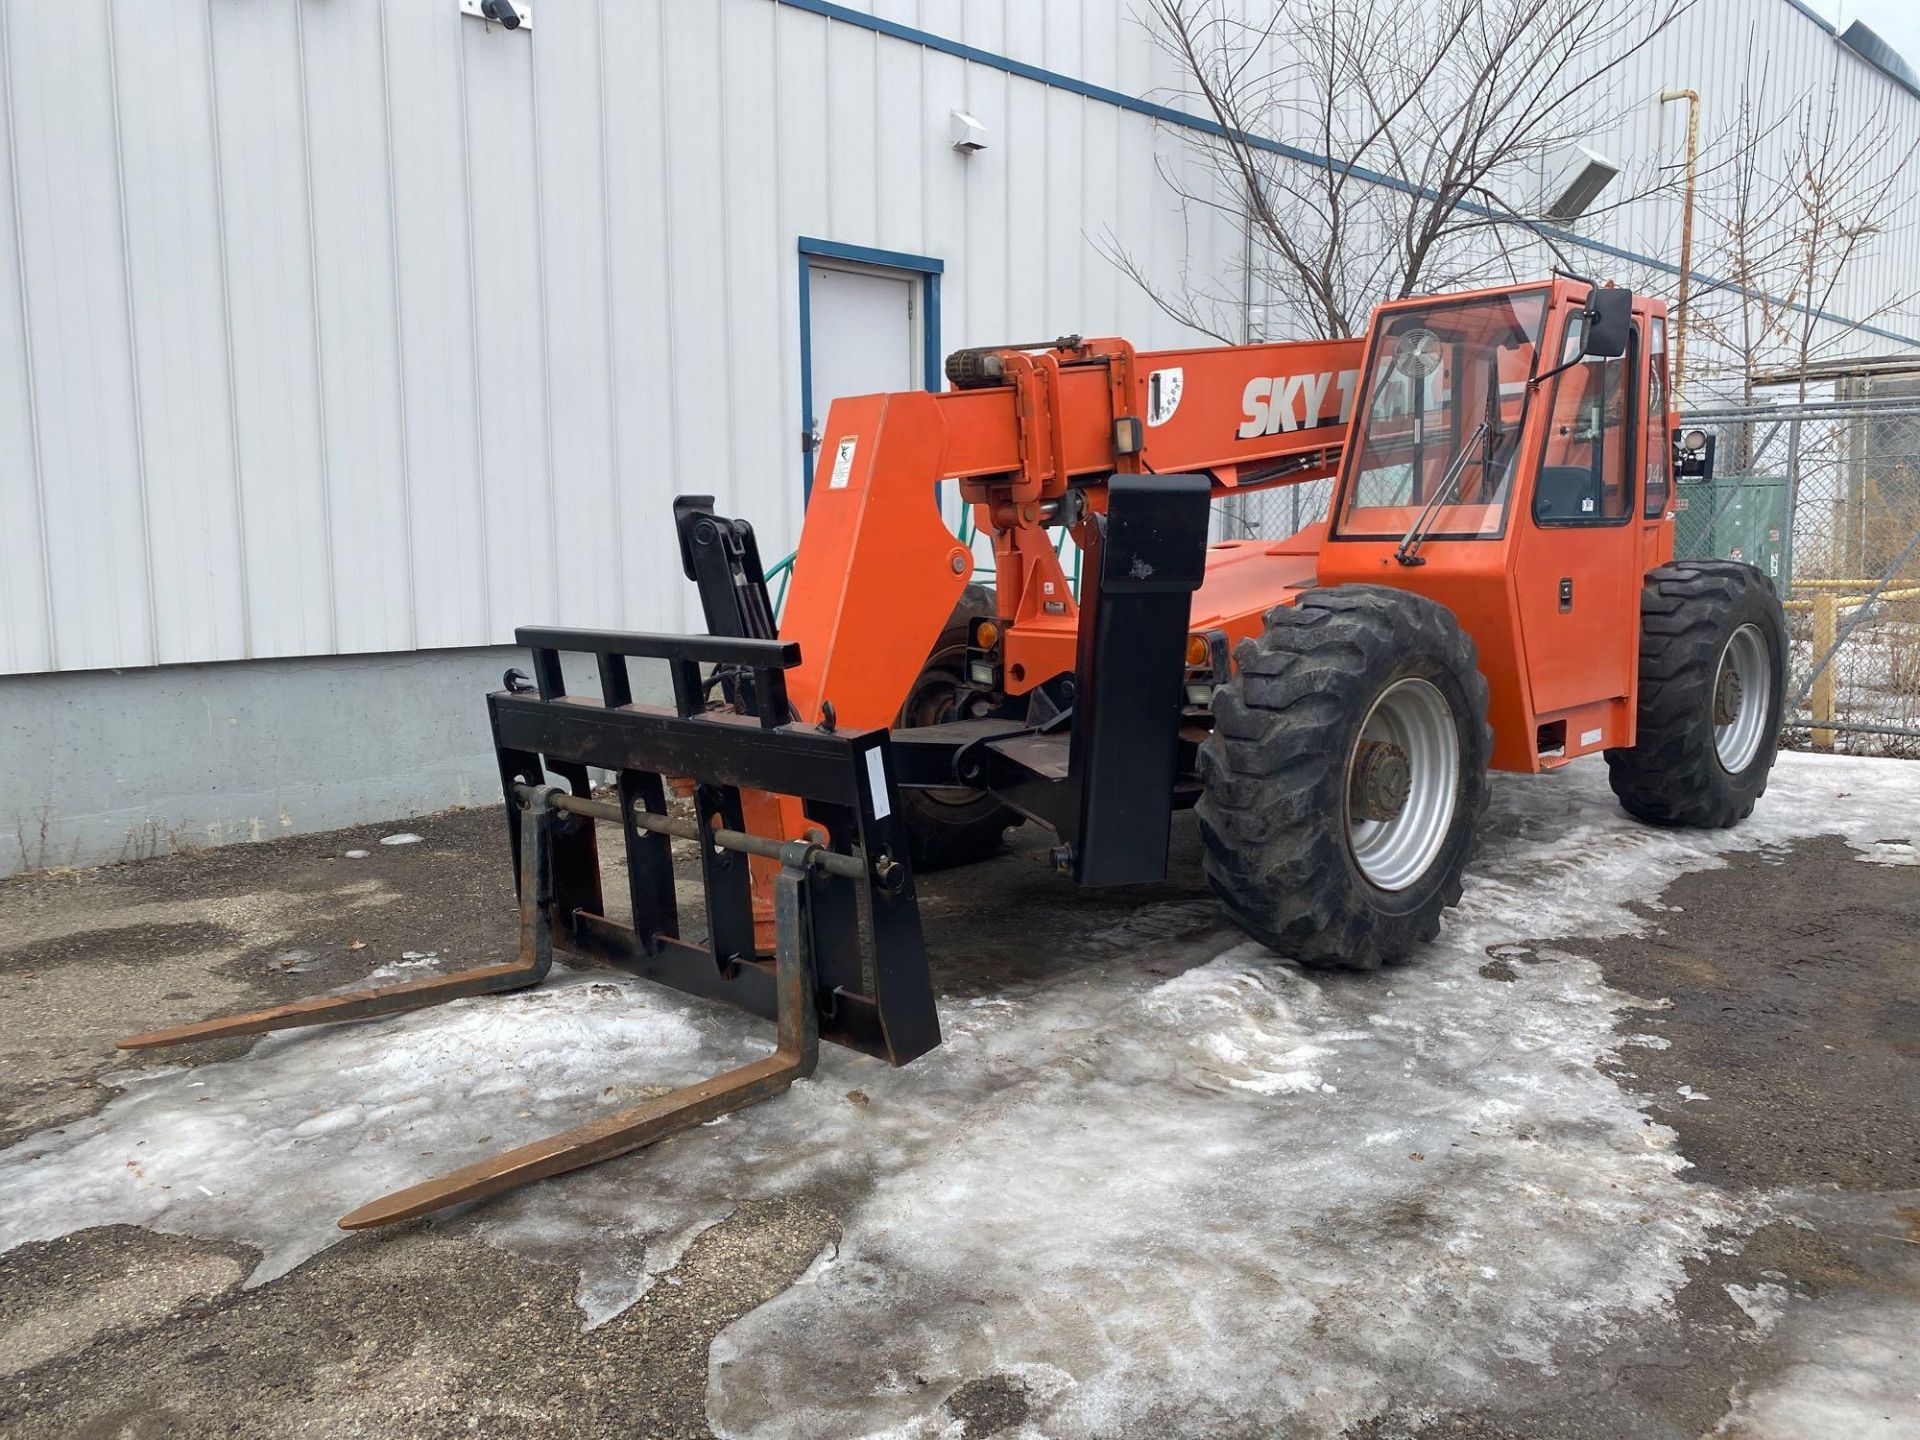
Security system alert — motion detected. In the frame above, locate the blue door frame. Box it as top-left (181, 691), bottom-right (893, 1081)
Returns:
top-left (797, 237), bottom-right (943, 503)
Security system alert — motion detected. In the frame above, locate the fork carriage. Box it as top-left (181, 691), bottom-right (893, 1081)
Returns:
top-left (123, 624), bottom-right (940, 1228)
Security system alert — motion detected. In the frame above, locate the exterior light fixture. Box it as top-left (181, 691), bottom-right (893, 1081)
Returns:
top-left (950, 110), bottom-right (988, 154)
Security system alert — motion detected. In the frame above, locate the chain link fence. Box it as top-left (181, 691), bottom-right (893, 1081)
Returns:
top-left (1680, 397), bottom-right (1920, 758)
top-left (1227, 477), bottom-right (1337, 545)
top-left (1229, 396), bottom-right (1920, 758)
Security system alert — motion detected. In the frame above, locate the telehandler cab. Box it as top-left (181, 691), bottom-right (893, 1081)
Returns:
top-left (125, 276), bottom-right (1787, 1227)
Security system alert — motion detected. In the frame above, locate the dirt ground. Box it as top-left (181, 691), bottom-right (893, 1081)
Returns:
top-left (0, 758), bottom-right (1915, 1439)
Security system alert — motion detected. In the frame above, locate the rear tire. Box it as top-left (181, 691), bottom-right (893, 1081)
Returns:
top-left (1605, 560), bottom-right (1786, 828)
top-left (897, 584), bottom-right (1020, 870)
top-left (1198, 586), bottom-right (1492, 970)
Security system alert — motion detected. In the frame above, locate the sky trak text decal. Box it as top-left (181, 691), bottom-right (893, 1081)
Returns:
top-left (1237, 369), bottom-right (1361, 439)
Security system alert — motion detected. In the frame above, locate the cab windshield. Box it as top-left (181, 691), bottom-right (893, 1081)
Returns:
top-left (1333, 289), bottom-right (1550, 541)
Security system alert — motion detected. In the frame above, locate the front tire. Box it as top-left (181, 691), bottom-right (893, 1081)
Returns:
top-left (1605, 561), bottom-right (1786, 828)
top-left (1198, 586), bottom-right (1492, 970)
top-left (897, 584), bottom-right (1020, 869)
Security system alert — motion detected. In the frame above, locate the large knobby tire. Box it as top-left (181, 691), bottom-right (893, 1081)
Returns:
top-left (1605, 560), bottom-right (1786, 828)
top-left (897, 584), bottom-right (1020, 869)
top-left (1198, 586), bottom-right (1492, 970)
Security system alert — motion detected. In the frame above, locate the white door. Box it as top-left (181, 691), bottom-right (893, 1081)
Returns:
top-left (806, 263), bottom-right (919, 476)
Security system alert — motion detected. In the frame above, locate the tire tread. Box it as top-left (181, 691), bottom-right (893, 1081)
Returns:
top-left (1604, 560), bottom-right (1786, 829)
top-left (1197, 586), bottom-right (1492, 970)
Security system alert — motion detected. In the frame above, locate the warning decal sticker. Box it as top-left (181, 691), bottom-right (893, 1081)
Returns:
top-left (1147, 368), bottom-right (1184, 427)
top-left (830, 436), bottom-right (858, 489)
top-left (864, 746), bottom-right (891, 820)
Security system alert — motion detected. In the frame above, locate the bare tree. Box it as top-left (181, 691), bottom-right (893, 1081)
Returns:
top-left (1687, 66), bottom-right (1920, 415)
top-left (1671, 60), bottom-right (1920, 590)
top-left (1106, 0), bottom-right (1693, 342)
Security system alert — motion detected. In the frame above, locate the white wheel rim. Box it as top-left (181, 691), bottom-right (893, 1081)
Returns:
top-left (1346, 677), bottom-right (1460, 892)
top-left (1714, 623), bottom-right (1771, 773)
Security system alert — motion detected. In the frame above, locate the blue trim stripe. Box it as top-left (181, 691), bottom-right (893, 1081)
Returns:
top-left (796, 255), bottom-right (815, 499)
top-left (771, 0), bottom-right (1920, 349)
top-left (796, 235), bottom-right (944, 503)
top-left (1782, 0), bottom-right (1835, 35)
top-left (799, 236), bottom-right (945, 274)
top-left (923, 270), bottom-right (943, 405)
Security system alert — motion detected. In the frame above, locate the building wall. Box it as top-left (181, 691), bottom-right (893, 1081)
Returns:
top-left (2, 644), bottom-right (558, 872)
top-left (2, 0), bottom-right (1917, 871)
top-left (0, 0), bottom-right (1250, 679)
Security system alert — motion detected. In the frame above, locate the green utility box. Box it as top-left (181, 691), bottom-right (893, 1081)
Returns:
top-left (1673, 474), bottom-right (1793, 591)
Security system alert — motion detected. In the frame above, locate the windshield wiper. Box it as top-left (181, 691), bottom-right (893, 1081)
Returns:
top-left (1394, 420), bottom-right (1491, 567)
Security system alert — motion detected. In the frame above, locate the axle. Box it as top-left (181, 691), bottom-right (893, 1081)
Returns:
top-left (528, 786), bottom-right (871, 882)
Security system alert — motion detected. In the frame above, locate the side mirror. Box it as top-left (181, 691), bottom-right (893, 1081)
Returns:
top-left (1582, 286), bottom-right (1633, 359)
top-left (1675, 428), bottom-right (1715, 483)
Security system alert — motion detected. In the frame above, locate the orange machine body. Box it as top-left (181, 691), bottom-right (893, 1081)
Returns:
top-left (124, 281), bottom-right (1691, 1215)
top-left (779, 276), bottom-right (1677, 780)
top-left (782, 332), bottom-right (1361, 728)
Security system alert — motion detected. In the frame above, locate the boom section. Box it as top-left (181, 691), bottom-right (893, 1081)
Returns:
top-left (781, 333), bottom-right (1366, 728)
top-left (936, 334), bottom-right (1365, 500)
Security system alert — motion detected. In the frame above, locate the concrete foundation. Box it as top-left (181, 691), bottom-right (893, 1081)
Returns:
top-left (0, 646), bottom-right (655, 877)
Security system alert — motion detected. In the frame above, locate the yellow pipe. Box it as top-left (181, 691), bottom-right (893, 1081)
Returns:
top-left (1796, 586), bottom-right (1920, 749)
top-left (1785, 586), bottom-right (1920, 610)
top-left (1660, 89), bottom-right (1700, 404)
top-left (1812, 592), bottom-right (1837, 751)
top-left (1793, 579), bottom-right (1920, 594)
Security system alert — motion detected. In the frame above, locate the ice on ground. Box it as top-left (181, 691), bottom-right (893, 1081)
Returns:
top-left (1, 753), bottom-right (1916, 1435)
top-left (1712, 1189), bottom-right (1920, 1440)
top-left (0, 974), bottom-right (737, 1290)
top-left (1715, 1291), bottom-right (1920, 1437)
top-left (707, 753), bottom-right (1920, 1438)
top-left (1726, 1281), bottom-right (1789, 1336)
top-left (379, 832), bottom-right (424, 847)
top-left (1860, 838), bottom-right (1918, 866)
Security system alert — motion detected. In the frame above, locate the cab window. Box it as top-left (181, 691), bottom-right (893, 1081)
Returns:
top-left (1333, 289), bottom-right (1549, 541)
top-left (1644, 317), bottom-right (1672, 518)
top-left (1534, 311), bottom-right (1635, 525)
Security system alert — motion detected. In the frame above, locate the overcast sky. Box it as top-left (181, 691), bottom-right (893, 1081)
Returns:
top-left (1812, 0), bottom-right (1920, 72)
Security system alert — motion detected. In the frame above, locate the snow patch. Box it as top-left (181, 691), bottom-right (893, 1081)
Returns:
top-left (1714, 1292), bottom-right (1920, 1438)
top-left (1726, 1281), bottom-right (1788, 1335)
top-left (1145, 952), bottom-right (1353, 1097)
top-left (0, 972), bottom-right (738, 1290)
top-left (379, 833), bottom-right (424, 846)
top-left (0, 753), bottom-right (1915, 1435)
top-left (705, 754), bottom-right (1920, 1438)
top-left (1860, 838), bottom-right (1917, 866)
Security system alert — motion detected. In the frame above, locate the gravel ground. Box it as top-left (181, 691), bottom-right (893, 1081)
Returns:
top-left (0, 753), bottom-right (1914, 1439)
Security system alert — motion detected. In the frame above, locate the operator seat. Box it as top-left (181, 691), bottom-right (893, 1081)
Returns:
top-left (1535, 465), bottom-right (1602, 520)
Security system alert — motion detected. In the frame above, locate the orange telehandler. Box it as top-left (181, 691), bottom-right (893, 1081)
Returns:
top-left (124, 275), bottom-right (1787, 1227)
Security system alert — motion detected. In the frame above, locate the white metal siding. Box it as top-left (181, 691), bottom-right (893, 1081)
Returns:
top-left (1, 0), bottom-right (1915, 676)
